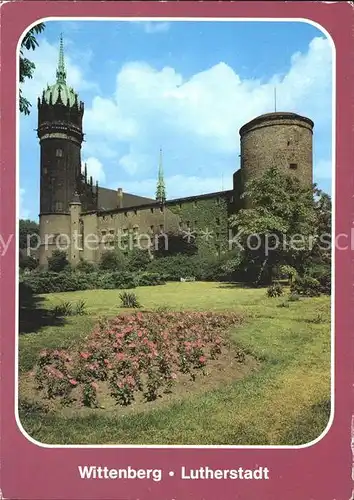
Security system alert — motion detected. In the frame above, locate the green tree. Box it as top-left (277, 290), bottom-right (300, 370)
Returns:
top-left (19, 219), bottom-right (40, 250)
top-left (47, 250), bottom-right (70, 273)
top-left (100, 249), bottom-right (127, 271)
top-left (19, 253), bottom-right (38, 271)
top-left (229, 167), bottom-right (325, 285)
top-left (127, 248), bottom-right (151, 272)
top-left (19, 23), bottom-right (45, 115)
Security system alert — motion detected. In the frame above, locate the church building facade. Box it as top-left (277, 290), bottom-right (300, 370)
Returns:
top-left (37, 37), bottom-right (314, 267)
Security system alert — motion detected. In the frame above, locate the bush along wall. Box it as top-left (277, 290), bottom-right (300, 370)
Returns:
top-left (20, 270), bottom-right (166, 295)
top-left (146, 254), bottom-right (229, 282)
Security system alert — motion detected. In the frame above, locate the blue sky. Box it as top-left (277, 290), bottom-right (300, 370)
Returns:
top-left (19, 20), bottom-right (333, 220)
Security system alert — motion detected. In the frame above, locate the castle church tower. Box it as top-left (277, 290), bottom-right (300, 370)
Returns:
top-left (37, 35), bottom-right (84, 266)
top-left (156, 148), bottom-right (166, 204)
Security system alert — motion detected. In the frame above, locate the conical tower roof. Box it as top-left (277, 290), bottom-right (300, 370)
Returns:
top-left (42, 34), bottom-right (79, 107)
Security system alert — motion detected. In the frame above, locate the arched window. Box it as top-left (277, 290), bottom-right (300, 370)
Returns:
top-left (56, 148), bottom-right (63, 158)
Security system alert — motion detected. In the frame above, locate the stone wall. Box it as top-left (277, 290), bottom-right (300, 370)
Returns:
top-left (78, 191), bottom-right (233, 264)
top-left (38, 213), bottom-right (71, 266)
top-left (240, 113), bottom-right (313, 189)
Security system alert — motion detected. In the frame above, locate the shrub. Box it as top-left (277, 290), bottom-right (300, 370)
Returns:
top-left (52, 301), bottom-right (73, 317)
top-left (267, 283), bottom-right (284, 298)
top-left (34, 349), bottom-right (75, 403)
top-left (288, 292), bottom-right (300, 302)
top-left (100, 250), bottom-right (127, 271)
top-left (291, 276), bottom-right (321, 297)
top-left (305, 264), bottom-right (331, 295)
top-left (318, 272), bottom-right (331, 295)
top-left (76, 260), bottom-right (96, 273)
top-left (21, 270), bottom-right (139, 294)
top-left (127, 248), bottom-right (151, 272)
top-left (47, 250), bottom-right (70, 273)
top-left (21, 267), bottom-right (168, 295)
top-left (154, 231), bottom-right (198, 257)
top-left (146, 254), bottom-right (226, 282)
top-left (136, 272), bottom-right (165, 287)
top-left (198, 258), bottom-right (227, 282)
top-left (147, 254), bottom-right (197, 281)
top-left (278, 265), bottom-right (298, 284)
top-left (120, 291), bottom-right (141, 308)
top-left (32, 310), bottom-right (244, 408)
top-left (22, 272), bottom-right (64, 294)
top-left (74, 300), bottom-right (87, 315)
top-left (19, 254), bottom-right (38, 270)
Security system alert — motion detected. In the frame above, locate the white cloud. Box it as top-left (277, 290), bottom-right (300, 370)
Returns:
top-left (20, 38), bottom-right (98, 105)
top-left (119, 152), bottom-right (152, 176)
top-left (82, 35), bottom-right (332, 185)
top-left (132, 21), bottom-right (171, 34)
top-left (81, 157), bottom-right (106, 183)
top-left (111, 174), bottom-right (232, 199)
top-left (144, 22), bottom-right (170, 34)
top-left (21, 32), bottom-right (333, 212)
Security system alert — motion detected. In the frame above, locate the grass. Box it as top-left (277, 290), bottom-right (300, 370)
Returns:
top-left (18, 282), bottom-right (331, 446)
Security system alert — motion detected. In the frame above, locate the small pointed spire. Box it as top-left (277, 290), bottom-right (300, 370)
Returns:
top-left (84, 163), bottom-right (87, 181)
top-left (90, 175), bottom-right (93, 186)
top-left (156, 148), bottom-right (166, 203)
top-left (70, 190), bottom-right (81, 205)
top-left (56, 34), bottom-right (67, 85)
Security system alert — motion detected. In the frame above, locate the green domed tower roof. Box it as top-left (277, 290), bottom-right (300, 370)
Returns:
top-left (43, 34), bottom-right (79, 107)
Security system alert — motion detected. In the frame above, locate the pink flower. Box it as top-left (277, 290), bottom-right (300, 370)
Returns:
top-left (199, 356), bottom-right (206, 364)
top-left (80, 352), bottom-right (90, 359)
top-left (91, 382), bottom-right (98, 389)
top-left (69, 379), bottom-right (78, 385)
top-left (116, 352), bottom-right (125, 361)
top-left (126, 376), bottom-right (136, 386)
top-left (171, 373), bottom-right (177, 380)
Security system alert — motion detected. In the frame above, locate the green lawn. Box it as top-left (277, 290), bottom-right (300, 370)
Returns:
top-left (18, 282), bottom-right (331, 446)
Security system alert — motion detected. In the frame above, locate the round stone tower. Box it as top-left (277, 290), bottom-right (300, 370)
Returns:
top-left (37, 35), bottom-right (84, 266)
top-left (239, 112), bottom-right (314, 190)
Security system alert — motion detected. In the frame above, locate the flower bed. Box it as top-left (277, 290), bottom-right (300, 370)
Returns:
top-left (32, 311), bottom-right (245, 408)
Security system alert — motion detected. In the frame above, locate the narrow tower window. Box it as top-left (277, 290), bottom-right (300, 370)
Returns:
top-left (55, 148), bottom-right (63, 157)
top-left (289, 163), bottom-right (298, 170)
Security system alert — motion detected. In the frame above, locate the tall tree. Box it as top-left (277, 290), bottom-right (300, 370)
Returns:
top-left (19, 23), bottom-right (45, 115)
top-left (19, 219), bottom-right (40, 249)
top-left (229, 167), bottom-right (330, 285)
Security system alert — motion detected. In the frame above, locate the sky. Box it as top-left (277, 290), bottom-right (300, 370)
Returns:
top-left (19, 19), bottom-right (333, 221)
